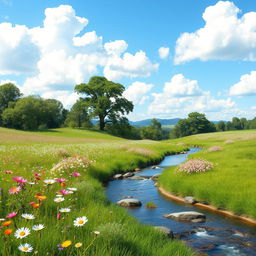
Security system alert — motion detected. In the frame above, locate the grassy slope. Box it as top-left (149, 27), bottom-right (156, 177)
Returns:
top-left (0, 127), bottom-right (193, 256)
top-left (159, 130), bottom-right (256, 219)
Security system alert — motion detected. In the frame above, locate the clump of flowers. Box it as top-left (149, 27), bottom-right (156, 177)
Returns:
top-left (224, 139), bottom-right (234, 144)
top-left (207, 146), bottom-right (223, 152)
top-left (176, 159), bottom-right (214, 174)
top-left (51, 155), bottom-right (93, 176)
top-left (127, 147), bottom-right (153, 156)
top-left (54, 148), bottom-right (71, 158)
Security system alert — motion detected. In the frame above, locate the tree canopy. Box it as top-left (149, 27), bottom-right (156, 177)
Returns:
top-left (75, 76), bottom-right (133, 130)
top-left (172, 112), bottom-right (216, 138)
top-left (0, 83), bottom-right (22, 124)
top-left (2, 96), bottom-right (66, 130)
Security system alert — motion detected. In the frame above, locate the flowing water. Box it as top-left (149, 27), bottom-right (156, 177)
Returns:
top-left (106, 148), bottom-right (256, 255)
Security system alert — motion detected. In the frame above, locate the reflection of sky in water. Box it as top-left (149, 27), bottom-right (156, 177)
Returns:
top-left (106, 148), bottom-right (256, 255)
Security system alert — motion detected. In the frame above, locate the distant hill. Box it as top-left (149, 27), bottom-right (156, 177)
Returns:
top-left (129, 118), bottom-right (181, 127)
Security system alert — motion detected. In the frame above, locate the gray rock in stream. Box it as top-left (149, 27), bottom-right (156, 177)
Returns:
top-left (151, 173), bottom-right (161, 180)
top-left (123, 172), bottom-right (134, 178)
top-left (128, 176), bottom-right (146, 180)
top-left (163, 211), bottom-right (206, 223)
top-left (117, 199), bottom-right (142, 207)
top-left (184, 196), bottom-right (197, 204)
top-left (113, 174), bottom-right (123, 179)
top-left (154, 226), bottom-right (174, 239)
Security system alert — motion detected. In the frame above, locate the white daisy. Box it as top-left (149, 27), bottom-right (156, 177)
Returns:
top-left (32, 224), bottom-right (44, 231)
top-left (28, 182), bottom-right (35, 185)
top-left (67, 187), bottom-right (77, 191)
top-left (18, 243), bottom-right (33, 253)
top-left (59, 208), bottom-right (71, 213)
top-left (54, 197), bottom-right (65, 203)
top-left (74, 216), bottom-right (88, 227)
top-left (21, 214), bottom-right (35, 220)
top-left (43, 179), bottom-right (56, 185)
top-left (15, 227), bottom-right (30, 239)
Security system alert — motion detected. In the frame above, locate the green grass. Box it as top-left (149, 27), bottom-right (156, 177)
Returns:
top-left (159, 130), bottom-right (256, 219)
top-left (0, 127), bottom-right (193, 256)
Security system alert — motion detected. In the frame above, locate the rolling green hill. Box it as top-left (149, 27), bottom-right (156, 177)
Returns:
top-left (159, 130), bottom-right (256, 219)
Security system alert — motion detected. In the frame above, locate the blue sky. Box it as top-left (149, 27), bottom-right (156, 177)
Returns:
top-left (0, 0), bottom-right (256, 120)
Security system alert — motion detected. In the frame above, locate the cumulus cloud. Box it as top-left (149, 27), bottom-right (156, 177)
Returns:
top-left (0, 23), bottom-right (40, 75)
top-left (229, 71), bottom-right (256, 96)
top-left (123, 81), bottom-right (154, 105)
top-left (158, 47), bottom-right (170, 59)
top-left (104, 50), bottom-right (158, 81)
top-left (163, 74), bottom-right (202, 97)
top-left (175, 1), bottom-right (256, 64)
top-left (0, 5), bottom-right (157, 107)
top-left (148, 74), bottom-right (235, 116)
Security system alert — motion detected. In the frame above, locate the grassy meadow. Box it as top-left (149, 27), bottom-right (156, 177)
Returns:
top-left (159, 130), bottom-right (256, 219)
top-left (0, 127), bottom-right (193, 256)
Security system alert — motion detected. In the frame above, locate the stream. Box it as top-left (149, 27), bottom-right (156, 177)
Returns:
top-left (106, 148), bottom-right (256, 255)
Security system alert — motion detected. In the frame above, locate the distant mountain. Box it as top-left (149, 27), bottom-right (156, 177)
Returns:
top-left (129, 118), bottom-right (181, 127)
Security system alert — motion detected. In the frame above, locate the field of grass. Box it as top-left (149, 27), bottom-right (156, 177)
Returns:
top-left (0, 127), bottom-right (193, 256)
top-left (159, 130), bottom-right (256, 219)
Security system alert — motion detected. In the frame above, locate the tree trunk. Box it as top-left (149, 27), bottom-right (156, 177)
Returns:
top-left (99, 115), bottom-right (105, 131)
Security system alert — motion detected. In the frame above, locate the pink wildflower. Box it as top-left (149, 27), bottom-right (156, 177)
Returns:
top-left (12, 177), bottom-right (28, 183)
top-left (71, 172), bottom-right (81, 177)
top-left (59, 189), bottom-right (72, 195)
top-left (8, 186), bottom-right (21, 194)
top-left (6, 212), bottom-right (17, 218)
top-left (33, 172), bottom-right (41, 176)
top-left (57, 213), bottom-right (61, 220)
top-left (56, 178), bottom-right (66, 183)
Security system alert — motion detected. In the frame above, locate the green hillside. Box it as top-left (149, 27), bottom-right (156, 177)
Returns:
top-left (159, 130), bottom-right (256, 219)
top-left (0, 127), bottom-right (193, 256)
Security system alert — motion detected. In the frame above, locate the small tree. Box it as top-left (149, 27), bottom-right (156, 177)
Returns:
top-left (0, 83), bottom-right (22, 124)
top-left (216, 121), bottom-right (226, 131)
top-left (172, 112), bottom-right (216, 138)
top-left (65, 99), bottom-right (91, 128)
top-left (140, 119), bottom-right (163, 140)
top-left (75, 76), bottom-right (133, 131)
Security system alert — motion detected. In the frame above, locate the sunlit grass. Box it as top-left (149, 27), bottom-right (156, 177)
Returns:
top-left (159, 130), bottom-right (256, 219)
top-left (0, 127), bottom-right (193, 256)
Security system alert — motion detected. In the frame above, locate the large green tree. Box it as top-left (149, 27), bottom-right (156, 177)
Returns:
top-left (75, 76), bottom-right (133, 131)
top-left (0, 83), bottom-right (22, 124)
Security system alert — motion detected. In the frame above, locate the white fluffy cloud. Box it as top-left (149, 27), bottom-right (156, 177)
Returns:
top-left (229, 71), bottom-right (256, 96)
top-left (175, 1), bottom-right (256, 64)
top-left (104, 50), bottom-right (158, 81)
top-left (0, 5), bottom-right (158, 107)
top-left (123, 81), bottom-right (154, 105)
top-left (148, 74), bottom-right (235, 117)
top-left (158, 47), bottom-right (170, 59)
top-left (0, 23), bottom-right (40, 75)
top-left (163, 74), bottom-right (202, 97)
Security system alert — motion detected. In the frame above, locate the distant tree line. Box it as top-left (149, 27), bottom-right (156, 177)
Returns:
top-left (171, 112), bottom-right (256, 138)
top-left (1, 79), bottom-right (256, 140)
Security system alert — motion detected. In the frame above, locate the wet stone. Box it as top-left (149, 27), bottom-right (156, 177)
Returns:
top-left (163, 211), bottom-right (206, 223)
top-left (154, 226), bottom-right (174, 239)
top-left (123, 172), bottom-right (134, 178)
top-left (117, 199), bottom-right (142, 207)
top-left (113, 174), bottom-right (123, 179)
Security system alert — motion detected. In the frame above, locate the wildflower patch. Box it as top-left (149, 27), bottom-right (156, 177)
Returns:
top-left (51, 155), bottom-right (93, 176)
top-left (176, 159), bottom-right (214, 174)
